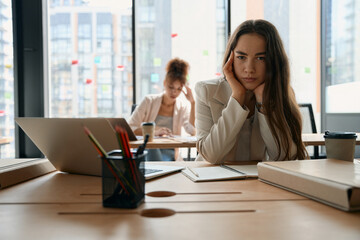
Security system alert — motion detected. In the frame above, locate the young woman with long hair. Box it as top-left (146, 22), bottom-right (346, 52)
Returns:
top-left (195, 19), bottom-right (308, 164)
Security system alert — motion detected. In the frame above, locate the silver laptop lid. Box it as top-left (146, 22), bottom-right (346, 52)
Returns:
top-left (16, 118), bottom-right (119, 176)
top-left (16, 117), bottom-right (182, 180)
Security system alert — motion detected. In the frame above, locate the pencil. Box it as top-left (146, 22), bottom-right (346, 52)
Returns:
top-left (187, 167), bottom-right (199, 177)
top-left (115, 126), bottom-right (140, 191)
top-left (83, 126), bottom-right (108, 157)
top-left (84, 126), bottom-right (133, 195)
top-left (115, 126), bottom-right (131, 158)
top-left (115, 125), bottom-right (125, 156)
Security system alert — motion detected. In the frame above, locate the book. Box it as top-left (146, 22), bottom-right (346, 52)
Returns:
top-left (0, 158), bottom-right (56, 189)
top-left (257, 159), bottom-right (360, 211)
top-left (182, 164), bottom-right (258, 182)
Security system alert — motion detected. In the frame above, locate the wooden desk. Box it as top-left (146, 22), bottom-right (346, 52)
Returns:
top-left (0, 137), bottom-right (12, 156)
top-left (303, 133), bottom-right (360, 146)
top-left (130, 133), bottom-right (360, 149)
top-left (0, 137), bottom-right (12, 145)
top-left (130, 136), bottom-right (196, 149)
top-left (0, 161), bottom-right (359, 239)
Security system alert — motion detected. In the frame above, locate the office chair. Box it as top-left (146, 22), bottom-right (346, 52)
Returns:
top-left (298, 103), bottom-right (324, 159)
top-left (131, 104), bottom-right (137, 114)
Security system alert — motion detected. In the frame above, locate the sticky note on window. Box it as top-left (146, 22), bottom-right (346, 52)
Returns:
top-left (153, 58), bottom-right (161, 67)
top-left (5, 92), bottom-right (12, 99)
top-left (94, 56), bottom-right (101, 64)
top-left (102, 85), bottom-right (110, 92)
top-left (203, 50), bottom-right (209, 56)
top-left (151, 73), bottom-right (159, 83)
top-left (305, 67), bottom-right (311, 73)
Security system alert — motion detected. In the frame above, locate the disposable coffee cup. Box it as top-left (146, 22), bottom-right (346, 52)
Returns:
top-left (141, 122), bottom-right (155, 142)
top-left (324, 131), bottom-right (357, 162)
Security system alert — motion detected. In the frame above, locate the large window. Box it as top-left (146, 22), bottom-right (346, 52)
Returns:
top-left (324, 0), bottom-right (360, 113)
top-left (0, 0), bottom-right (14, 158)
top-left (135, 0), bottom-right (227, 103)
top-left (46, 0), bottom-right (321, 121)
top-left (231, 0), bottom-right (320, 122)
top-left (47, 0), bottom-right (133, 118)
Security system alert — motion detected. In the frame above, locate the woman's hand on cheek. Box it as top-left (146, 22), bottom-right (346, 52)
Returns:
top-left (182, 85), bottom-right (195, 104)
top-left (223, 51), bottom-right (246, 105)
top-left (253, 82), bottom-right (265, 103)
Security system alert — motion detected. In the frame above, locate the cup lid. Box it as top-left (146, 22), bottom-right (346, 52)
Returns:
top-left (324, 130), bottom-right (357, 139)
top-left (141, 122), bottom-right (155, 126)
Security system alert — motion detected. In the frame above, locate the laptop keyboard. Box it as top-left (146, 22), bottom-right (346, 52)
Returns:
top-left (141, 168), bottom-right (162, 175)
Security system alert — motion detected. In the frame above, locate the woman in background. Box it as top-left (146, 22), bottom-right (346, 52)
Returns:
top-left (195, 19), bottom-right (308, 164)
top-left (128, 58), bottom-right (196, 161)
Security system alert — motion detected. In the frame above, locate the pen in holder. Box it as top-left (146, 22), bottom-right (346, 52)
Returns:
top-left (101, 150), bottom-right (146, 209)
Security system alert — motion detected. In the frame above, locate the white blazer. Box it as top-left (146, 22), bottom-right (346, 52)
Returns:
top-left (195, 78), bottom-right (296, 164)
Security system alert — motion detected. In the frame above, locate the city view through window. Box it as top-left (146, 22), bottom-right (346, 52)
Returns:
top-left (48, 0), bottom-right (133, 118)
top-left (1, 0), bottom-right (359, 158)
top-left (0, 0), bottom-right (13, 158)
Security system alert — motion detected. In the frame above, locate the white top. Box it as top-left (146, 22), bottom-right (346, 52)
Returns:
top-left (155, 115), bottom-right (173, 131)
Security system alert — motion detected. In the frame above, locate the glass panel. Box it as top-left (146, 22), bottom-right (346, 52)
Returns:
top-left (324, 0), bottom-right (360, 113)
top-left (135, 0), bottom-right (226, 102)
top-left (47, 0), bottom-right (133, 118)
top-left (230, 0), bottom-right (320, 125)
top-left (0, 0), bottom-right (14, 158)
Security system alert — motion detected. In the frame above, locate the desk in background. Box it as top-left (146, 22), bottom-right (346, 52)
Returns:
top-left (0, 137), bottom-right (12, 145)
top-left (0, 161), bottom-right (359, 239)
top-left (130, 136), bottom-right (196, 149)
top-left (303, 133), bottom-right (360, 146)
top-left (0, 137), bottom-right (12, 157)
top-left (130, 133), bottom-right (360, 149)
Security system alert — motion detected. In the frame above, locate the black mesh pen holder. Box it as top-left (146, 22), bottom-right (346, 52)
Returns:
top-left (101, 150), bottom-right (146, 208)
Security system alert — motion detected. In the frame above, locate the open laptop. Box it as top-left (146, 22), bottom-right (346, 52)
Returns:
top-left (15, 117), bottom-right (184, 179)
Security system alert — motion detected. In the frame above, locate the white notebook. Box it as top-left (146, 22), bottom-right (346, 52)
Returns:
top-left (182, 165), bottom-right (258, 182)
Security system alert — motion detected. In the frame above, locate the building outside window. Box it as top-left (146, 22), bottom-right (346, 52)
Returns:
top-left (135, 0), bottom-right (226, 103)
top-left (0, 0), bottom-right (14, 158)
top-left (324, 0), bottom-right (360, 113)
top-left (48, 0), bottom-right (133, 118)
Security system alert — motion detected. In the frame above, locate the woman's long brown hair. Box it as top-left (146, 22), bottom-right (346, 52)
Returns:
top-left (223, 19), bottom-right (308, 160)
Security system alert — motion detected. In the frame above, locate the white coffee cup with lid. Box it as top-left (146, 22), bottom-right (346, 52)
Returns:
top-left (141, 122), bottom-right (155, 142)
top-left (324, 131), bottom-right (357, 162)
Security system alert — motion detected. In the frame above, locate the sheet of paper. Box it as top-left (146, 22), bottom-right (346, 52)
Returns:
top-left (182, 166), bottom-right (246, 182)
top-left (223, 165), bottom-right (258, 177)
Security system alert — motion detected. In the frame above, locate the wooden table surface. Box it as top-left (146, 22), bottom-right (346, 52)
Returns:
top-left (130, 133), bottom-right (360, 149)
top-left (0, 161), bottom-right (359, 240)
top-left (130, 136), bottom-right (196, 149)
top-left (0, 137), bottom-right (12, 145)
top-left (302, 133), bottom-right (360, 146)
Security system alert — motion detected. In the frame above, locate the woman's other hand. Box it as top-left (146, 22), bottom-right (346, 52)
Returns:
top-left (155, 127), bottom-right (172, 137)
top-left (223, 51), bottom-right (246, 105)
